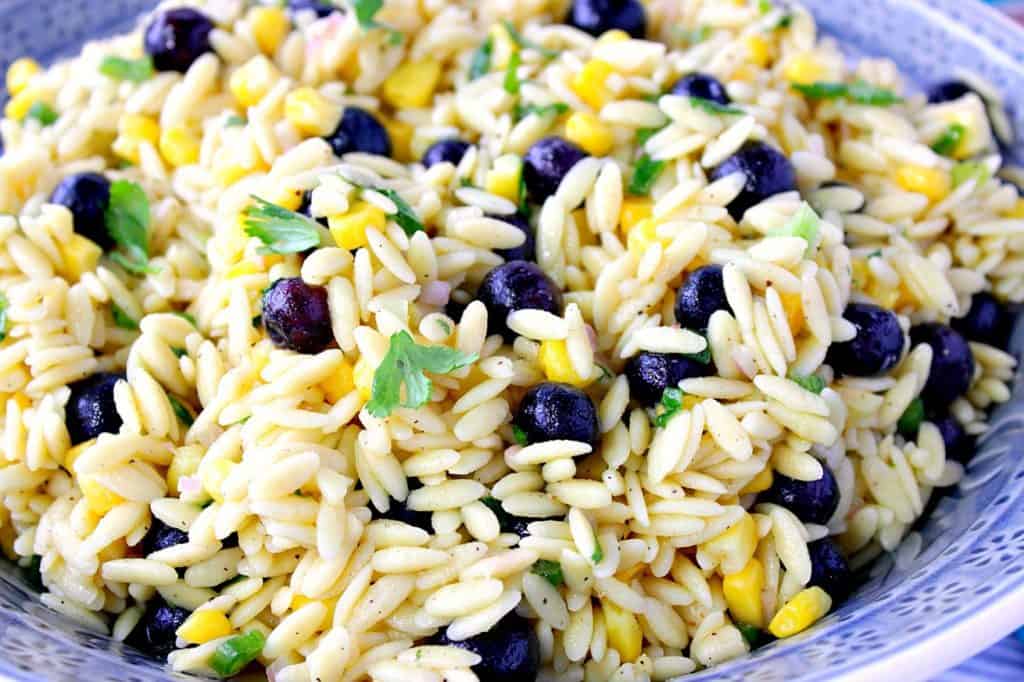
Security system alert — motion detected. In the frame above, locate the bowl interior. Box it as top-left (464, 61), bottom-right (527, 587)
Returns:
top-left (0, 1), bottom-right (1022, 680)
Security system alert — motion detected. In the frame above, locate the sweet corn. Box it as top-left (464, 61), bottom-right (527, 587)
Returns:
top-left (226, 261), bottom-right (261, 279)
top-left (213, 156), bottom-right (268, 188)
top-left (894, 164), bottom-right (950, 201)
top-left (167, 447), bottom-right (202, 496)
top-left (249, 6), bottom-right (290, 55)
top-left (80, 476), bottom-right (124, 515)
top-left (229, 55), bottom-right (279, 108)
top-left (598, 29), bottom-right (631, 45)
top-left (723, 558), bottom-right (766, 628)
top-left (783, 52), bottom-right (825, 85)
top-left (6, 58), bottom-right (41, 97)
top-left (565, 111), bottom-right (615, 156)
top-left (382, 60), bottom-right (443, 109)
top-left (5, 87), bottom-right (46, 121)
top-left (202, 459), bottom-right (237, 503)
top-left (383, 118), bottom-right (414, 162)
top-left (486, 154), bottom-right (524, 202)
top-left (292, 595), bottom-right (338, 628)
top-left (740, 467), bottom-right (773, 495)
top-left (328, 201), bottom-right (387, 251)
top-left (1007, 198), bottom-right (1024, 218)
top-left (112, 114), bottom-right (161, 164)
top-left (701, 511), bottom-right (758, 575)
top-left (778, 290), bottom-right (804, 336)
top-left (353, 358), bottom-right (375, 400)
top-left (603, 599), bottom-right (643, 663)
top-left (768, 586), bottom-right (832, 638)
top-left (572, 60), bottom-right (615, 110)
top-left (850, 258), bottom-right (871, 289)
top-left (627, 218), bottom-right (671, 256)
top-left (340, 51), bottom-right (361, 83)
top-left (177, 609), bottom-right (233, 644)
top-left (538, 339), bottom-right (589, 387)
top-left (619, 197), bottom-right (653, 234)
top-left (322, 362), bottom-right (356, 402)
top-left (745, 35), bottom-right (772, 69)
top-left (159, 125), bottom-right (201, 168)
top-left (63, 439), bottom-right (95, 472)
top-left (285, 87), bottom-right (342, 137)
top-left (59, 234), bottom-right (103, 282)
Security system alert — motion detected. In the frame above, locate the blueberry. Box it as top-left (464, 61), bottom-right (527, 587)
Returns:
top-left (952, 292), bottom-right (1014, 348)
top-left (758, 466), bottom-right (840, 525)
top-left (709, 141), bottom-right (797, 221)
top-left (481, 497), bottom-right (545, 537)
top-left (422, 139), bottom-right (472, 168)
top-left (65, 372), bottom-right (124, 446)
top-left (910, 323), bottom-right (975, 405)
top-left (477, 261), bottom-right (563, 342)
top-left (674, 264), bottom-right (731, 332)
top-left (144, 8), bottom-right (214, 73)
top-left (515, 383), bottom-right (599, 448)
top-left (624, 352), bottom-right (713, 407)
top-left (568, 0), bottom-right (647, 39)
top-left (492, 213), bottom-right (536, 262)
top-left (288, 0), bottom-right (340, 18)
top-left (323, 107), bottom-right (391, 158)
top-left (262, 277), bottom-right (334, 354)
top-left (444, 297), bottom-right (469, 324)
top-left (372, 500), bottom-right (433, 532)
top-left (826, 303), bottom-right (904, 377)
top-left (433, 613), bottom-right (540, 682)
top-left (126, 598), bottom-right (190, 657)
top-left (926, 80), bottom-right (974, 104)
top-left (142, 518), bottom-right (189, 557)
top-left (50, 173), bottom-right (112, 249)
top-left (929, 412), bottom-right (972, 464)
top-left (670, 73), bottom-right (730, 105)
top-left (523, 137), bottom-right (587, 203)
top-left (807, 538), bottom-right (853, 601)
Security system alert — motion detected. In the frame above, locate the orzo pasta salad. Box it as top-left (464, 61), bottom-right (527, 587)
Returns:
top-left (0, 0), bottom-right (1020, 679)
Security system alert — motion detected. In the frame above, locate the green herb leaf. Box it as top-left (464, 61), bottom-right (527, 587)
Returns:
top-left (635, 126), bottom-right (663, 146)
top-left (789, 373), bottom-right (825, 394)
top-left (931, 122), bottom-right (966, 157)
top-left (99, 55), bottom-right (155, 83)
top-left (503, 51), bottom-right (522, 95)
top-left (758, 0), bottom-right (773, 13)
top-left (171, 347), bottom-right (187, 358)
top-left (243, 195), bottom-right (323, 254)
top-left (951, 160), bottom-right (990, 188)
top-left (376, 188), bottom-right (425, 236)
top-left (469, 37), bottom-right (493, 81)
top-left (349, 0), bottom-right (403, 44)
top-left (774, 14), bottom-right (794, 29)
top-left (105, 180), bottom-right (154, 274)
top-left (25, 101), bottom-right (58, 126)
top-left (501, 19), bottom-right (558, 58)
top-left (111, 305), bottom-right (138, 330)
top-left (684, 345), bottom-right (712, 365)
top-left (174, 311), bottom-right (198, 327)
top-left (210, 630), bottom-right (266, 678)
top-left (512, 424), bottom-right (528, 446)
top-left (167, 394), bottom-right (194, 426)
top-left (654, 386), bottom-right (685, 427)
top-left (792, 80), bottom-right (902, 106)
top-left (897, 397), bottom-right (925, 438)
top-left (628, 154), bottom-right (666, 196)
top-left (514, 101), bottom-right (569, 121)
top-left (225, 114), bottom-right (247, 127)
top-left (591, 534), bottom-right (604, 564)
top-left (366, 331), bottom-right (478, 417)
top-left (768, 202), bottom-right (821, 255)
top-left (867, 249), bottom-right (883, 259)
top-left (0, 293), bottom-right (7, 343)
top-left (689, 97), bottom-right (744, 116)
top-left (531, 559), bottom-right (565, 587)
top-left (437, 319), bottom-right (452, 335)
top-left (736, 622), bottom-right (763, 648)
top-left (517, 168), bottom-right (531, 218)
top-left (597, 364), bottom-right (613, 382)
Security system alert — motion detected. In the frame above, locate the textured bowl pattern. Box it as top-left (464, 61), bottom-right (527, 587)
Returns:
top-left (0, 1), bottom-right (1022, 680)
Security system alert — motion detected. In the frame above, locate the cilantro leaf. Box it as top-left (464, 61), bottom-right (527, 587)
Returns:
top-left (469, 37), bottom-right (493, 81)
top-left (951, 160), bottom-right (990, 188)
top-left (512, 424), bottom-right (528, 446)
top-left (514, 101), bottom-right (569, 121)
top-left (768, 202), bottom-right (821, 255)
top-left (366, 331), bottom-right (477, 417)
top-left (99, 55), bottom-right (155, 83)
top-left (736, 622), bottom-right (763, 648)
top-left (628, 154), bottom-right (666, 196)
top-left (0, 293), bottom-right (7, 342)
top-left (105, 180), bottom-right (155, 275)
top-left (503, 51), bottom-right (522, 95)
top-left (531, 559), bottom-right (564, 587)
top-left (501, 20), bottom-right (558, 58)
top-left (25, 101), bottom-right (58, 126)
top-left (792, 81), bottom-right (902, 106)
top-left (789, 373), bottom-right (825, 394)
top-left (897, 397), bottom-right (925, 438)
top-left (931, 123), bottom-right (966, 157)
top-left (653, 387), bottom-right (684, 428)
top-left (111, 305), bottom-right (138, 330)
top-left (225, 114), bottom-right (247, 127)
top-left (243, 196), bottom-right (324, 254)
top-left (689, 96), bottom-right (744, 116)
top-left (174, 311), bottom-right (197, 327)
top-left (167, 394), bottom-right (194, 426)
top-left (376, 188), bottom-right (424, 236)
top-left (349, 0), bottom-right (403, 44)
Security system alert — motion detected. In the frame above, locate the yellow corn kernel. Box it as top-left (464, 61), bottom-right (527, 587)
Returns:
top-left (740, 467), bottom-right (773, 495)
top-left (619, 197), bottom-right (653, 234)
top-left (538, 339), bottom-right (589, 387)
top-left (202, 459), bottom-right (237, 503)
top-left (328, 201), bottom-right (387, 251)
top-left (213, 158), bottom-right (264, 188)
top-left (850, 257), bottom-right (871, 289)
top-left (229, 55), bottom-right (279, 108)
top-left (177, 609), bottom-right (233, 645)
top-left (778, 290), bottom-right (804, 337)
top-left (159, 125), bottom-right (201, 168)
top-left (1006, 198), bottom-right (1024, 218)
top-left (783, 52), bottom-right (825, 85)
top-left (340, 51), bottom-right (361, 83)
top-left (572, 60), bottom-right (615, 110)
top-left (80, 476), bottom-right (124, 515)
top-left (701, 511), bottom-right (758, 575)
top-left (249, 6), bottom-right (290, 55)
top-left (627, 218), bottom-right (671, 256)
top-left (486, 154), bottom-right (524, 202)
top-left (598, 29), bottom-right (631, 45)
top-left (353, 358), bottom-right (375, 400)
top-left (167, 446), bottom-right (203, 496)
top-left (285, 87), bottom-right (342, 137)
top-left (383, 118), bottom-right (414, 162)
top-left (63, 439), bottom-right (96, 472)
top-left (723, 558), bottom-right (766, 628)
top-left (745, 35), bottom-right (772, 69)
top-left (59, 234), bottom-right (102, 282)
top-left (768, 587), bottom-right (832, 638)
top-left (5, 87), bottom-right (45, 121)
top-left (565, 111), bottom-right (615, 157)
top-left (112, 114), bottom-right (160, 164)
top-left (7, 58), bottom-right (40, 97)
top-left (603, 600), bottom-right (643, 663)
top-left (292, 595), bottom-right (338, 628)
top-left (227, 261), bottom-right (261, 279)
top-left (322, 362), bottom-right (356, 402)
top-left (382, 60), bottom-right (442, 110)
top-left (894, 164), bottom-right (950, 201)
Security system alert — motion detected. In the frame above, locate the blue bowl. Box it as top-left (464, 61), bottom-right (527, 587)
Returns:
top-left (1, 1), bottom-right (1023, 680)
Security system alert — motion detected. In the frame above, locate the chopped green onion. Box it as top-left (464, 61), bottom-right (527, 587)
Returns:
top-left (501, 19), bottom-right (558, 58)
top-left (99, 55), bottom-right (154, 83)
top-left (635, 126), bottom-right (663, 146)
top-left (591, 534), bottom-right (604, 564)
top-left (688, 97), bottom-right (744, 116)
top-left (866, 249), bottom-right (883, 259)
top-left (951, 160), bottom-right (990, 188)
top-left (167, 394), bottom-right (194, 427)
top-left (366, 331), bottom-right (478, 417)
top-left (736, 622), bottom-right (763, 648)
top-left (531, 559), bottom-right (564, 587)
top-left (931, 123), bottom-right (966, 157)
top-left (628, 154), bottom-right (666, 196)
top-left (503, 51), bottom-right (522, 95)
top-left (209, 630), bottom-right (265, 677)
top-left (768, 202), bottom-right (821, 255)
top-left (25, 101), bottom-right (58, 126)
top-left (469, 37), bottom-right (493, 81)
top-left (792, 80), bottom-right (902, 106)
top-left (512, 424), bottom-right (529, 446)
top-left (514, 102), bottom-right (569, 121)
top-left (653, 386), bottom-right (685, 428)
top-left (897, 397), bottom-right (925, 438)
top-left (789, 373), bottom-right (825, 394)
top-left (225, 114), bottom-right (246, 127)
top-left (375, 188), bottom-right (425, 236)
top-left (111, 305), bottom-right (138, 330)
